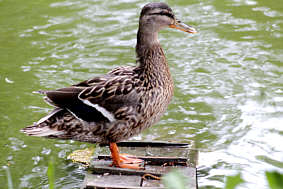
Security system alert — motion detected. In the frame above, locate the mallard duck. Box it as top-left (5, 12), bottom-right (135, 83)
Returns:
top-left (21, 2), bottom-right (196, 169)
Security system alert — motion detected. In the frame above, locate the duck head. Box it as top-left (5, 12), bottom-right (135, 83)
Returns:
top-left (139, 2), bottom-right (197, 34)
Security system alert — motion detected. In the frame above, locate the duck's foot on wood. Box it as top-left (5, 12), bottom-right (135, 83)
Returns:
top-left (120, 153), bottom-right (143, 164)
top-left (109, 143), bottom-right (144, 170)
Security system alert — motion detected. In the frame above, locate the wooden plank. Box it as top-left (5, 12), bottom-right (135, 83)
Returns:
top-left (88, 165), bottom-right (163, 177)
top-left (141, 179), bottom-right (164, 188)
top-left (140, 165), bottom-right (169, 188)
top-left (100, 141), bottom-right (190, 148)
top-left (97, 155), bottom-right (188, 166)
top-left (82, 170), bottom-right (197, 189)
top-left (96, 141), bottom-right (196, 166)
top-left (144, 165), bottom-right (174, 174)
top-left (83, 165), bottom-right (197, 188)
top-left (80, 141), bottom-right (197, 188)
top-left (82, 173), bottom-right (142, 189)
top-left (141, 166), bottom-right (197, 188)
top-left (181, 167), bottom-right (197, 189)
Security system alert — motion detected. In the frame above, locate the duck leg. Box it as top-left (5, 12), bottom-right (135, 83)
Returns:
top-left (109, 143), bottom-right (143, 169)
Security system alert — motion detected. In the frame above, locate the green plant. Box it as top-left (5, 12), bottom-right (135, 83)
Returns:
top-left (265, 171), bottom-right (283, 189)
top-left (47, 157), bottom-right (55, 189)
top-left (224, 173), bottom-right (244, 189)
top-left (162, 168), bottom-right (189, 189)
top-left (4, 166), bottom-right (13, 189)
top-left (162, 168), bottom-right (283, 189)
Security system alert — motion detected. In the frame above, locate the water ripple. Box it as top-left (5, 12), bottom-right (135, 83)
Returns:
top-left (2, 0), bottom-right (282, 188)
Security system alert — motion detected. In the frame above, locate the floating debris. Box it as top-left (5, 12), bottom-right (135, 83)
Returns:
top-left (5, 77), bottom-right (14, 84)
top-left (67, 147), bottom-right (94, 166)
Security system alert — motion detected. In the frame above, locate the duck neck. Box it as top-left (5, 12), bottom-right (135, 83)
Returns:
top-left (135, 29), bottom-right (171, 86)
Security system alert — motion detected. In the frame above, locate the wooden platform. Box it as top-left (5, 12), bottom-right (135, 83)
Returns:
top-left (80, 141), bottom-right (198, 189)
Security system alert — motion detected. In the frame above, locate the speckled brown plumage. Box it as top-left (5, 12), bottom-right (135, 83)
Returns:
top-left (21, 2), bottom-right (196, 149)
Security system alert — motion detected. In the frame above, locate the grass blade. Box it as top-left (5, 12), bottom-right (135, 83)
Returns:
top-left (4, 166), bottom-right (13, 189)
top-left (265, 171), bottom-right (283, 189)
top-left (224, 173), bottom-right (244, 189)
top-left (47, 157), bottom-right (55, 189)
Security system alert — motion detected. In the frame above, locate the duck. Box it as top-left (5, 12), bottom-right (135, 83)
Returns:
top-left (21, 2), bottom-right (196, 169)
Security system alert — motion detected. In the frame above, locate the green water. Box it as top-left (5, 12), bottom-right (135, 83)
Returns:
top-left (0, 0), bottom-right (282, 188)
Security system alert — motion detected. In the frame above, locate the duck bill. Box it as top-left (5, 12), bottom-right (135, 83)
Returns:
top-left (169, 20), bottom-right (197, 34)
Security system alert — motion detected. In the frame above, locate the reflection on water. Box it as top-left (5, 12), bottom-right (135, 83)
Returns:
top-left (0, 0), bottom-right (282, 188)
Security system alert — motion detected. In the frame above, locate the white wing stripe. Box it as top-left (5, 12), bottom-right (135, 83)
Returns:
top-left (36, 108), bottom-right (62, 125)
top-left (81, 99), bottom-right (116, 122)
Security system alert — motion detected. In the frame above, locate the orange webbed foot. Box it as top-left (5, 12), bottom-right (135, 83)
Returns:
top-left (109, 143), bottom-right (144, 170)
top-left (120, 153), bottom-right (143, 164)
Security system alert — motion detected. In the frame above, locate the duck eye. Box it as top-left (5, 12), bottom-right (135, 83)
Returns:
top-left (149, 11), bottom-right (174, 19)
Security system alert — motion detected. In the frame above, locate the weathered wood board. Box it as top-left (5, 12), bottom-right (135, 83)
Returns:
top-left (80, 141), bottom-right (198, 189)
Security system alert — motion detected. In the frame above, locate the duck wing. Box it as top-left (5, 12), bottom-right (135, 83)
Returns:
top-left (43, 72), bottom-right (140, 124)
top-left (41, 86), bottom-right (110, 123)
